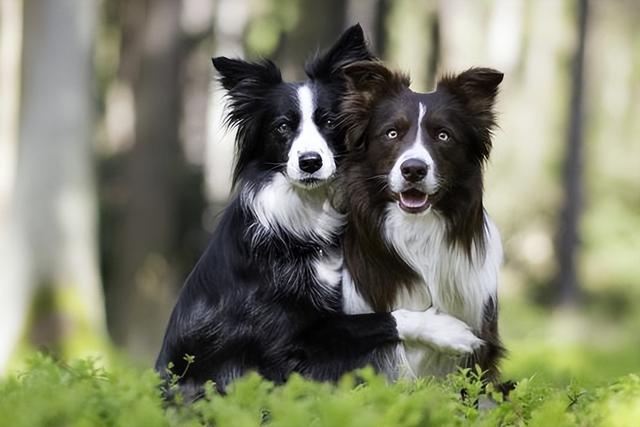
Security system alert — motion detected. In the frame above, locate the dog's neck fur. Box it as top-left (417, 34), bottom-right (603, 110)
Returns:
top-left (239, 171), bottom-right (345, 311)
top-left (242, 172), bottom-right (343, 248)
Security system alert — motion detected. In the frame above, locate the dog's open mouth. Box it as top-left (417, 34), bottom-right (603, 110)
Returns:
top-left (398, 189), bottom-right (431, 213)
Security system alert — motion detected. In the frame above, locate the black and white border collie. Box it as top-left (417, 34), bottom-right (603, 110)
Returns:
top-left (338, 61), bottom-right (505, 381)
top-left (155, 25), bottom-right (474, 396)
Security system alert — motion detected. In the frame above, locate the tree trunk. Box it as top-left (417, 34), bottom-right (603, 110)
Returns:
top-left (0, 0), bottom-right (106, 371)
top-left (0, 0), bottom-right (24, 372)
top-left (345, 0), bottom-right (380, 50)
top-left (555, 0), bottom-right (590, 306)
top-left (106, 0), bottom-right (187, 361)
top-left (274, 0), bottom-right (347, 81)
top-left (0, 0), bottom-right (22, 220)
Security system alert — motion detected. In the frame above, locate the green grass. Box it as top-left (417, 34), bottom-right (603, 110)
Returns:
top-left (1, 353), bottom-right (639, 427)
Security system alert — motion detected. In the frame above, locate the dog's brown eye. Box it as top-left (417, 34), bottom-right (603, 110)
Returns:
top-left (276, 123), bottom-right (290, 135)
top-left (325, 118), bottom-right (334, 129)
top-left (386, 129), bottom-right (398, 139)
top-left (437, 130), bottom-right (450, 141)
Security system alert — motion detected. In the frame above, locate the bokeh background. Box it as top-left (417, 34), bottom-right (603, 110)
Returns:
top-left (0, 0), bottom-right (638, 386)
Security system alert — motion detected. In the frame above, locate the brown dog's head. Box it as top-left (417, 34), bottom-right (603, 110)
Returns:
top-left (340, 61), bottom-right (502, 250)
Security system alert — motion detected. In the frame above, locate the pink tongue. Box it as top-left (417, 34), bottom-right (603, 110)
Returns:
top-left (400, 190), bottom-right (428, 208)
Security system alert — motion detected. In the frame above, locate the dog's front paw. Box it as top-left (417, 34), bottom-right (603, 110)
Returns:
top-left (392, 308), bottom-right (483, 355)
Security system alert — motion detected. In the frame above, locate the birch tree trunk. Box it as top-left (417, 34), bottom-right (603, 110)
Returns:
top-left (0, 0), bottom-right (22, 220)
top-left (0, 0), bottom-right (24, 373)
top-left (0, 0), bottom-right (105, 371)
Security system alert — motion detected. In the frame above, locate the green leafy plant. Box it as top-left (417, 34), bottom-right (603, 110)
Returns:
top-left (1, 354), bottom-right (640, 427)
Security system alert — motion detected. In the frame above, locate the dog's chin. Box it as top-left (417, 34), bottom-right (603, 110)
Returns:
top-left (288, 175), bottom-right (329, 190)
top-left (396, 188), bottom-right (432, 214)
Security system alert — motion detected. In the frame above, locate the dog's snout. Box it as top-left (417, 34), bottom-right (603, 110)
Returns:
top-left (298, 151), bottom-right (323, 173)
top-left (400, 159), bottom-right (428, 182)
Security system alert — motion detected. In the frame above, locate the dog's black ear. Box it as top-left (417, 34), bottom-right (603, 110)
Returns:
top-left (305, 24), bottom-right (375, 80)
top-left (340, 61), bottom-right (409, 151)
top-left (211, 56), bottom-right (282, 131)
top-left (212, 56), bottom-right (282, 92)
top-left (211, 57), bottom-right (282, 185)
top-left (437, 67), bottom-right (503, 109)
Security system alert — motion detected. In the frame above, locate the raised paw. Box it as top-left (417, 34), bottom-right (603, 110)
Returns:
top-left (392, 308), bottom-right (483, 355)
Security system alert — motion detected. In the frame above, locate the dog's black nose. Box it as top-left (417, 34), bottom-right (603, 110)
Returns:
top-left (400, 159), bottom-right (428, 182)
top-left (298, 151), bottom-right (323, 173)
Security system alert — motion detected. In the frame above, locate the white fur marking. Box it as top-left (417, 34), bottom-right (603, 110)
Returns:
top-left (385, 206), bottom-right (502, 329)
top-left (341, 269), bottom-right (374, 314)
top-left (382, 205), bottom-right (503, 376)
top-left (314, 251), bottom-right (343, 292)
top-left (247, 173), bottom-right (344, 243)
top-left (286, 85), bottom-right (336, 183)
top-left (388, 103), bottom-right (438, 195)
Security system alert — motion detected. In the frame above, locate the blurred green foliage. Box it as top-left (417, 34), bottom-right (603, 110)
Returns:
top-left (2, 353), bottom-right (639, 427)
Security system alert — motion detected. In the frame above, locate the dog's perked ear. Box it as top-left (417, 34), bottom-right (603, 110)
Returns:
top-left (343, 61), bottom-right (410, 99)
top-left (305, 24), bottom-right (375, 80)
top-left (437, 67), bottom-right (503, 106)
top-left (211, 57), bottom-right (283, 128)
top-left (437, 68), bottom-right (503, 161)
top-left (340, 61), bottom-right (410, 150)
top-left (212, 57), bottom-right (282, 120)
top-left (211, 57), bottom-right (282, 184)
top-left (212, 57), bottom-right (282, 92)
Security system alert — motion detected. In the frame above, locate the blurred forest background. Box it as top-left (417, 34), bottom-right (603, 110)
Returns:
top-left (0, 0), bottom-right (638, 386)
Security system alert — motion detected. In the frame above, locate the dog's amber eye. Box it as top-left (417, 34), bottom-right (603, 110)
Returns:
top-left (437, 130), bottom-right (450, 142)
top-left (276, 123), bottom-right (290, 135)
top-left (386, 129), bottom-right (398, 139)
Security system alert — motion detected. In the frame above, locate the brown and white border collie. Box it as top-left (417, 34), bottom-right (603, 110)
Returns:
top-left (338, 61), bottom-right (505, 381)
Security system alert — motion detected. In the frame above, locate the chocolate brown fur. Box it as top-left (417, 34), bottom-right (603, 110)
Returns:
top-left (338, 61), bottom-right (506, 381)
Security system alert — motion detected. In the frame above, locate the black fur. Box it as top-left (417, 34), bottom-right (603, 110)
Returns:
top-left (155, 25), bottom-right (401, 397)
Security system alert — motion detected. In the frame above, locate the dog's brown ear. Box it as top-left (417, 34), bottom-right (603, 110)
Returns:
top-left (340, 61), bottom-right (409, 150)
top-left (437, 67), bottom-right (503, 109)
top-left (343, 61), bottom-right (409, 103)
top-left (437, 68), bottom-right (503, 161)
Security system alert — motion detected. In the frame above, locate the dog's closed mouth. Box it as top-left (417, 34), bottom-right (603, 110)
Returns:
top-left (399, 189), bottom-right (431, 213)
top-left (298, 177), bottom-right (325, 188)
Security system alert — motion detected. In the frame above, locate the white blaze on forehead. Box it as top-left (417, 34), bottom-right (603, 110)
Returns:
top-left (389, 102), bottom-right (438, 193)
top-left (405, 103), bottom-right (431, 163)
top-left (298, 84), bottom-right (315, 125)
top-left (285, 85), bottom-right (336, 183)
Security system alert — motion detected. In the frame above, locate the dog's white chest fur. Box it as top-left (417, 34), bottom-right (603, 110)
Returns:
top-left (247, 173), bottom-right (345, 295)
top-left (384, 206), bottom-right (502, 330)
top-left (385, 206), bottom-right (501, 377)
top-left (248, 173), bottom-right (344, 244)
top-left (343, 204), bottom-right (502, 378)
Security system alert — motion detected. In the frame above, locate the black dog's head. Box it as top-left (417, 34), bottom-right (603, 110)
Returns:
top-left (341, 61), bottom-right (502, 220)
top-left (212, 24), bottom-right (374, 189)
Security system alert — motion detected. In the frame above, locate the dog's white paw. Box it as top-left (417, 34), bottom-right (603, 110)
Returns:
top-left (392, 308), bottom-right (483, 355)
